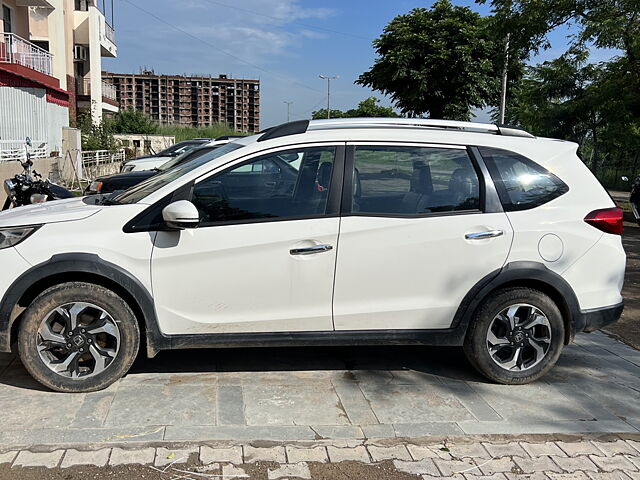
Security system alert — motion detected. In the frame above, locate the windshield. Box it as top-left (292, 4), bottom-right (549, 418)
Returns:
top-left (157, 146), bottom-right (219, 172)
top-left (111, 143), bottom-right (243, 205)
top-left (158, 141), bottom-right (205, 156)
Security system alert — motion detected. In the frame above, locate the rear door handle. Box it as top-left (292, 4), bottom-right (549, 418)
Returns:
top-left (465, 230), bottom-right (504, 240)
top-left (290, 244), bottom-right (333, 255)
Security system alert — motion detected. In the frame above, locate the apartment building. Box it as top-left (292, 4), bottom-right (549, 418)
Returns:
top-left (103, 71), bottom-right (260, 134)
top-left (0, 0), bottom-right (117, 159)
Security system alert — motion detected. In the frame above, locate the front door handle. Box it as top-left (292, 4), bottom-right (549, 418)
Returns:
top-left (465, 230), bottom-right (504, 240)
top-left (290, 244), bottom-right (333, 255)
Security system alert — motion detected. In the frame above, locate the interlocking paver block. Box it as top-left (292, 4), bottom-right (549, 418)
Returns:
top-left (464, 475), bottom-right (508, 480)
top-left (514, 456), bottom-right (563, 473)
top-left (546, 473), bottom-right (590, 480)
top-left (13, 450), bottom-right (64, 468)
top-left (483, 442), bottom-right (529, 458)
top-left (422, 475), bottom-right (464, 480)
top-left (627, 440), bottom-right (640, 454)
top-left (479, 457), bottom-right (518, 475)
top-left (627, 456), bottom-right (640, 470)
top-left (0, 452), bottom-right (17, 465)
top-left (552, 455), bottom-right (599, 472)
top-left (521, 442), bottom-right (567, 457)
top-left (200, 446), bottom-right (242, 465)
top-left (327, 446), bottom-right (370, 463)
top-left (449, 443), bottom-right (491, 459)
top-left (367, 445), bottom-right (412, 462)
top-left (222, 464), bottom-right (247, 479)
top-left (586, 472), bottom-right (634, 480)
top-left (557, 442), bottom-right (603, 457)
top-left (393, 459), bottom-right (439, 476)
top-left (286, 446), bottom-right (328, 463)
top-left (589, 455), bottom-right (638, 472)
top-left (435, 458), bottom-right (477, 476)
top-left (593, 441), bottom-right (639, 457)
top-left (109, 447), bottom-right (155, 466)
top-left (155, 447), bottom-right (198, 467)
top-left (61, 449), bottom-right (111, 468)
top-left (268, 462), bottom-right (311, 479)
top-left (504, 473), bottom-right (553, 480)
top-left (408, 444), bottom-right (448, 460)
top-left (244, 446), bottom-right (286, 463)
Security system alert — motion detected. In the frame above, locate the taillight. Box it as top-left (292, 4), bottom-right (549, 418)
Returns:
top-left (584, 207), bottom-right (623, 235)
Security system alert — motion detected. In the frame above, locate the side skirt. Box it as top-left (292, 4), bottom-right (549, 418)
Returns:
top-left (163, 328), bottom-right (467, 351)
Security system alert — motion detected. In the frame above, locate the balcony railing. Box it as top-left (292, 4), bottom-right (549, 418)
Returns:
top-left (105, 22), bottom-right (116, 44)
top-left (0, 33), bottom-right (53, 76)
top-left (76, 78), bottom-right (118, 101)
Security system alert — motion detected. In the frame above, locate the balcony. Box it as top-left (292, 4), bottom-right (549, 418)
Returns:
top-left (77, 78), bottom-right (117, 102)
top-left (0, 33), bottom-right (53, 76)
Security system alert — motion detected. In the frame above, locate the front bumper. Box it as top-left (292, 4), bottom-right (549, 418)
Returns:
top-left (579, 302), bottom-right (624, 333)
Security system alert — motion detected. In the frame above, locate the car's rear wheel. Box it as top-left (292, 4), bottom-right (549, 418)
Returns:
top-left (18, 282), bottom-right (139, 393)
top-left (463, 287), bottom-right (565, 384)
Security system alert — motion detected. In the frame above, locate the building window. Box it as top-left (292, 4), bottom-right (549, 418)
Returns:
top-left (3, 5), bottom-right (13, 33)
top-left (74, 0), bottom-right (89, 11)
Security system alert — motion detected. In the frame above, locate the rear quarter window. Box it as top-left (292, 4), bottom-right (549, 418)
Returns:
top-left (479, 147), bottom-right (569, 211)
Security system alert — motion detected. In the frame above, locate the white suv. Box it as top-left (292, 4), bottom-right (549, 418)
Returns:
top-left (0, 119), bottom-right (625, 392)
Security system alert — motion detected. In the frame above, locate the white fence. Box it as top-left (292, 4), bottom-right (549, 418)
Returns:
top-left (0, 140), bottom-right (48, 162)
top-left (78, 149), bottom-right (125, 180)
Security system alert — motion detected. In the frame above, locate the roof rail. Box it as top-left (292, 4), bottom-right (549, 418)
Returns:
top-left (257, 118), bottom-right (534, 142)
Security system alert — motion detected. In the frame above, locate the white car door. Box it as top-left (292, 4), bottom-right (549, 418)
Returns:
top-left (333, 143), bottom-right (513, 331)
top-left (151, 144), bottom-right (343, 335)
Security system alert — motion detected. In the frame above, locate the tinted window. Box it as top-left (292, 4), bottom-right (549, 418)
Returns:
top-left (192, 147), bottom-right (335, 225)
top-left (352, 146), bottom-right (480, 215)
top-left (479, 147), bottom-right (569, 211)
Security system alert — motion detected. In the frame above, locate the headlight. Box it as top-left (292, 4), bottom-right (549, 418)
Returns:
top-left (89, 181), bottom-right (103, 193)
top-left (30, 193), bottom-right (48, 204)
top-left (3, 179), bottom-right (15, 196)
top-left (0, 226), bottom-right (41, 250)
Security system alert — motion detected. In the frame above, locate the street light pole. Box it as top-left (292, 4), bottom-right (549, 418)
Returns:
top-left (498, 33), bottom-right (511, 125)
top-left (319, 75), bottom-right (338, 119)
top-left (284, 101), bottom-right (293, 122)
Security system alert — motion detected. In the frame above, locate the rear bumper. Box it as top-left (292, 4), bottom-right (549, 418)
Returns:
top-left (578, 302), bottom-right (624, 333)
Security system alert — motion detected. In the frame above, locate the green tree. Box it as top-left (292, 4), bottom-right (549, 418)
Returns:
top-left (78, 113), bottom-right (118, 151)
top-left (312, 97), bottom-right (398, 120)
top-left (356, 0), bottom-right (502, 120)
top-left (111, 109), bottom-right (158, 135)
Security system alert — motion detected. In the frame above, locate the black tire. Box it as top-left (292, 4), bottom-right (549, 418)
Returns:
top-left (463, 287), bottom-right (565, 385)
top-left (18, 282), bottom-right (140, 393)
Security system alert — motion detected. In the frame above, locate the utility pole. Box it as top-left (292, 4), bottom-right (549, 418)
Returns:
top-left (498, 33), bottom-right (511, 125)
top-left (319, 75), bottom-right (338, 119)
top-left (284, 101), bottom-right (293, 122)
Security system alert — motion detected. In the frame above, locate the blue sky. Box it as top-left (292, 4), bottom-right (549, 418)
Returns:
top-left (104, 0), bottom-right (616, 129)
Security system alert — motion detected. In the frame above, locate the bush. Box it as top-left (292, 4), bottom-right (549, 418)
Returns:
top-left (79, 113), bottom-right (118, 151)
top-left (111, 109), bottom-right (158, 135)
top-left (156, 124), bottom-right (242, 142)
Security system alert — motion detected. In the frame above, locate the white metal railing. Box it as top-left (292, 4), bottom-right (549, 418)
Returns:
top-left (0, 140), bottom-right (48, 162)
top-left (77, 78), bottom-right (117, 101)
top-left (102, 80), bottom-right (117, 100)
top-left (0, 33), bottom-right (53, 76)
top-left (80, 149), bottom-right (125, 180)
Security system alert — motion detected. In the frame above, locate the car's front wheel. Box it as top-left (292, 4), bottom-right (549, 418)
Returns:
top-left (463, 287), bottom-right (565, 384)
top-left (18, 282), bottom-right (140, 393)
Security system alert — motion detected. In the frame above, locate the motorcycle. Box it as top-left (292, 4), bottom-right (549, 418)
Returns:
top-left (2, 138), bottom-right (74, 211)
top-left (622, 175), bottom-right (640, 225)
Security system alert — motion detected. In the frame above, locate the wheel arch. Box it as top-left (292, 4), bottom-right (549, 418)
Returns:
top-left (0, 253), bottom-right (166, 356)
top-left (453, 261), bottom-right (581, 345)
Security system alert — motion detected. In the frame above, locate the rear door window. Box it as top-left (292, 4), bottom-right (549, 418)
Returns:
top-left (351, 146), bottom-right (481, 215)
top-left (479, 147), bottom-right (569, 211)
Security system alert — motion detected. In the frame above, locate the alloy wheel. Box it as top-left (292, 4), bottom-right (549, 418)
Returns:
top-left (36, 302), bottom-right (121, 379)
top-left (486, 303), bottom-right (552, 372)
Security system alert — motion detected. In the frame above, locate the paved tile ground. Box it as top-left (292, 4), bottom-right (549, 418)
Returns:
top-left (1, 438), bottom-right (640, 479)
top-left (0, 331), bottom-right (640, 448)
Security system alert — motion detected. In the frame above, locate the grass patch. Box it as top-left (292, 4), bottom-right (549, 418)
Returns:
top-left (156, 124), bottom-right (245, 142)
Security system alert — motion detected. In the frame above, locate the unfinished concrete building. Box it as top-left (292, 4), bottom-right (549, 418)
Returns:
top-left (102, 70), bottom-right (260, 133)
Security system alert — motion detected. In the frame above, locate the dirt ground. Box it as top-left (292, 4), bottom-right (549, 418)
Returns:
top-left (604, 215), bottom-right (640, 349)
top-left (0, 460), bottom-right (421, 480)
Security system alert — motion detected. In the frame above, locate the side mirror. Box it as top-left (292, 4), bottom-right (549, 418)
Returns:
top-left (162, 200), bottom-right (199, 230)
top-left (622, 176), bottom-right (629, 182)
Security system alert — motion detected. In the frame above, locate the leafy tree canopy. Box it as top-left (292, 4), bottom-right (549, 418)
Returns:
top-left (110, 109), bottom-right (159, 135)
top-left (356, 0), bottom-right (502, 120)
top-left (312, 97), bottom-right (399, 120)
